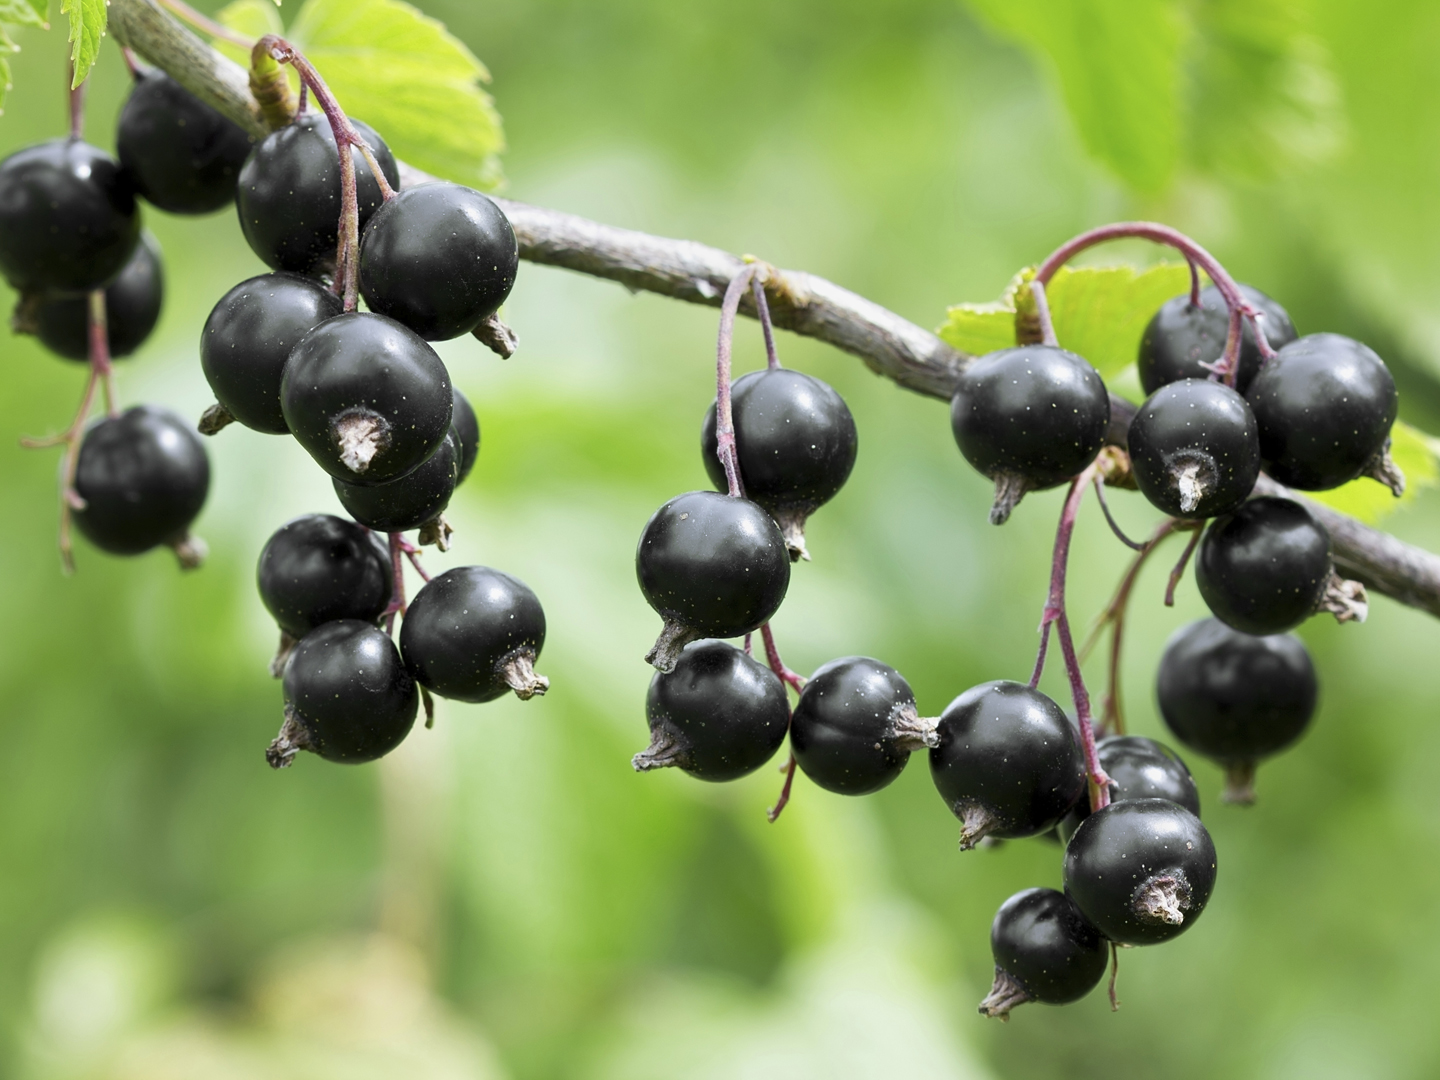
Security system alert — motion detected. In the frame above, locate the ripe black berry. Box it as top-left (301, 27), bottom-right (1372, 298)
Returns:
top-left (0, 138), bottom-right (140, 292)
top-left (789, 657), bottom-right (936, 795)
top-left (978, 887), bottom-right (1107, 1020)
top-left (929, 681), bottom-right (1085, 849)
top-left (399, 566), bottom-right (549, 702)
top-left (200, 272), bottom-right (343, 434)
top-left (700, 368), bottom-right (858, 560)
top-left (268, 620), bottom-right (417, 767)
top-left (949, 345), bottom-right (1110, 524)
top-left (1157, 618), bottom-right (1318, 803)
top-left (1138, 284), bottom-right (1297, 396)
top-left (1064, 798), bottom-right (1217, 946)
top-left (116, 69), bottom-right (255, 215)
top-left (1058, 735), bottom-right (1200, 845)
top-left (633, 639), bottom-right (789, 781)
top-left (1128, 378), bottom-right (1259, 519)
top-left (333, 430), bottom-right (458, 534)
top-left (236, 114), bottom-right (400, 275)
top-left (18, 232), bottom-right (163, 362)
top-left (256, 513), bottom-right (393, 639)
top-left (635, 491), bottom-right (791, 671)
top-left (450, 387), bottom-right (480, 486)
top-left (73, 405), bottom-right (209, 561)
top-left (358, 182), bottom-right (518, 340)
top-left (281, 312), bottom-right (453, 484)
top-left (1245, 333), bottom-right (1400, 492)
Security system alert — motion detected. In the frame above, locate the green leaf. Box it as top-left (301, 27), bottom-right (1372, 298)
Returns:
top-left (61, 0), bottom-right (103, 88)
top-left (1307, 422), bottom-right (1440, 525)
top-left (0, 25), bottom-right (13, 115)
top-left (936, 268), bottom-right (1033, 358)
top-left (0, 0), bottom-right (47, 28)
top-left (215, 0), bottom-right (283, 67)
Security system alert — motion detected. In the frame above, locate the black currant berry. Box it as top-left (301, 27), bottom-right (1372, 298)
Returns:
top-left (17, 232), bottom-right (163, 362)
top-left (929, 681), bottom-right (1085, 848)
top-left (116, 69), bottom-right (255, 215)
top-left (1157, 618), bottom-right (1318, 803)
top-left (450, 386), bottom-right (480, 486)
top-left (1196, 496), bottom-right (1351, 635)
top-left (256, 513), bottom-right (393, 639)
top-left (789, 657), bottom-right (937, 796)
top-left (700, 368), bottom-right (858, 560)
top-left (1128, 378), bottom-right (1260, 519)
top-left (1245, 333), bottom-right (1400, 493)
top-left (199, 272), bottom-right (344, 435)
top-left (399, 566), bottom-right (549, 702)
top-left (978, 887), bottom-right (1107, 1020)
top-left (635, 491), bottom-right (791, 672)
top-left (0, 138), bottom-right (140, 292)
top-left (1057, 735), bottom-right (1200, 845)
top-left (1138, 284), bottom-right (1297, 396)
top-left (633, 639), bottom-right (789, 781)
top-left (358, 182), bottom-right (518, 341)
top-left (73, 404), bottom-right (209, 564)
top-left (268, 620), bottom-right (417, 767)
top-left (1064, 798), bottom-right (1217, 946)
top-left (949, 345), bottom-right (1110, 524)
top-left (333, 430), bottom-right (459, 534)
top-left (281, 312), bottom-right (453, 484)
top-left (236, 114), bottom-right (400, 275)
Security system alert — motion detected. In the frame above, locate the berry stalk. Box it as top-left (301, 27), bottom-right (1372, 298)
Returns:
top-left (757, 623), bottom-right (803, 823)
top-left (713, 263), bottom-right (764, 498)
top-left (383, 531), bottom-right (407, 635)
top-left (751, 273), bottom-right (781, 371)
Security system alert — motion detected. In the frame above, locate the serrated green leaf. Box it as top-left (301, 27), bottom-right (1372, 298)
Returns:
top-left (936, 268), bottom-right (1032, 358)
top-left (61, 0), bottom-right (104, 88)
top-left (215, 0), bottom-right (284, 67)
top-left (0, 0), bottom-right (47, 28)
top-left (1307, 422), bottom-right (1439, 526)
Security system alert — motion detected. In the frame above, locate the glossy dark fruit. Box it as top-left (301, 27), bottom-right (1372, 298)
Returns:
top-left (0, 138), bottom-right (140, 292)
top-left (978, 888), bottom-right (1107, 1019)
top-left (400, 566), bottom-right (548, 702)
top-left (949, 345), bottom-right (1110, 524)
top-left (700, 368), bottom-right (858, 559)
top-left (359, 182), bottom-right (518, 340)
top-left (236, 114), bottom-right (400, 275)
top-left (450, 387), bottom-right (480, 485)
top-left (1245, 333), bottom-right (1399, 491)
top-left (1138, 284), bottom-right (1297, 396)
top-left (1157, 618), bottom-right (1317, 803)
top-left (22, 232), bottom-right (163, 361)
top-left (633, 639), bottom-right (789, 782)
top-left (1196, 497), bottom-right (1332, 635)
top-left (200, 272), bottom-right (344, 434)
top-left (334, 431), bottom-right (459, 533)
top-left (929, 680), bottom-right (1085, 848)
top-left (73, 405), bottom-right (209, 556)
top-left (256, 513), bottom-right (393, 638)
top-left (1058, 735), bottom-right (1201, 845)
top-left (117, 69), bottom-right (255, 214)
top-left (789, 657), bottom-right (936, 796)
top-left (1128, 378), bottom-right (1260, 519)
top-left (281, 312), bottom-right (453, 484)
top-left (635, 490), bottom-right (790, 672)
top-left (1064, 798), bottom-right (1217, 946)
top-left (269, 620), bottom-right (417, 767)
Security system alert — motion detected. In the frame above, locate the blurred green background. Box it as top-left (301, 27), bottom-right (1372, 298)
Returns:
top-left (3, 1), bottom-right (1440, 1077)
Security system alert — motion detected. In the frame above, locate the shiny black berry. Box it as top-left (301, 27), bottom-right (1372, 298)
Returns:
top-left (0, 138), bottom-right (140, 292)
top-left (633, 639), bottom-right (789, 781)
top-left (949, 345), bottom-right (1110, 524)
top-left (73, 405), bottom-right (209, 561)
top-left (1245, 333), bottom-right (1400, 492)
top-left (256, 513), bottom-right (393, 639)
top-left (450, 386), bottom-right (480, 486)
top-left (1138, 284), bottom-right (1297, 396)
top-left (978, 888), bottom-right (1107, 1020)
top-left (399, 566), bottom-right (549, 702)
top-left (929, 681), bottom-right (1085, 849)
top-left (200, 272), bottom-right (343, 434)
top-left (18, 232), bottom-right (163, 362)
top-left (1128, 378), bottom-right (1259, 519)
top-left (1064, 798), bottom-right (1217, 946)
top-left (635, 491), bottom-right (790, 672)
top-left (359, 182), bottom-right (518, 340)
top-left (116, 69), bottom-right (255, 215)
top-left (333, 430), bottom-right (459, 534)
top-left (268, 620), bottom-right (417, 768)
top-left (1157, 618), bottom-right (1318, 803)
top-left (789, 657), bottom-right (936, 796)
top-left (281, 312), bottom-right (453, 484)
top-left (700, 368), bottom-right (858, 560)
top-left (1058, 735), bottom-right (1200, 845)
top-left (236, 114), bottom-right (400, 275)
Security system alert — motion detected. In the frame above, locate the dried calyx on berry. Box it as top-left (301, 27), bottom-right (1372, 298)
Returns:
top-left (1128, 378), bottom-right (1260, 519)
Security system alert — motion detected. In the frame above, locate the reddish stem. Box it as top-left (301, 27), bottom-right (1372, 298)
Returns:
top-left (1029, 280), bottom-right (1059, 348)
top-left (751, 274), bottom-right (781, 370)
top-left (760, 622), bottom-right (806, 693)
top-left (767, 754), bottom-right (798, 824)
top-left (383, 532), bottom-right (407, 634)
top-left (1186, 258), bottom-right (1202, 307)
top-left (714, 264), bottom-right (762, 498)
top-left (68, 65), bottom-right (85, 139)
top-left (1165, 527), bottom-right (1203, 607)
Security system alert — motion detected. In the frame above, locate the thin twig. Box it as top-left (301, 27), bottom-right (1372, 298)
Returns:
top-left (1092, 477), bottom-right (1146, 551)
top-left (1165, 527), bottom-right (1203, 607)
top-left (767, 754), bottom-right (797, 824)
